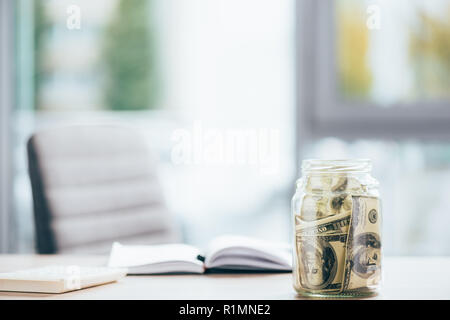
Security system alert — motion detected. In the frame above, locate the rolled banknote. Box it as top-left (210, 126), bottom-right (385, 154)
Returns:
top-left (299, 195), bottom-right (332, 221)
top-left (303, 176), bottom-right (332, 193)
top-left (328, 194), bottom-right (352, 215)
top-left (296, 193), bottom-right (352, 223)
top-left (341, 196), bottom-right (382, 293)
top-left (294, 195), bottom-right (381, 295)
top-left (295, 233), bottom-right (347, 293)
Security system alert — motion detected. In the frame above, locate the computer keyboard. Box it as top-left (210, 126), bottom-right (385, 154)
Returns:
top-left (0, 265), bottom-right (128, 293)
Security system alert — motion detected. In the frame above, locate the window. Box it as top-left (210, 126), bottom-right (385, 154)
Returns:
top-left (10, 0), bottom-right (295, 251)
top-left (298, 0), bottom-right (450, 140)
top-left (0, 0), bottom-right (14, 253)
top-left (297, 0), bottom-right (450, 255)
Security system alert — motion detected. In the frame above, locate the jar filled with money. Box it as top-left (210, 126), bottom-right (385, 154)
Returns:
top-left (292, 159), bottom-right (382, 297)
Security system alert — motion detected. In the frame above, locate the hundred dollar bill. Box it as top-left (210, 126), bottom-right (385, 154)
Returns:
top-left (295, 233), bottom-right (347, 293)
top-left (298, 194), bottom-right (353, 222)
top-left (341, 196), bottom-right (382, 293)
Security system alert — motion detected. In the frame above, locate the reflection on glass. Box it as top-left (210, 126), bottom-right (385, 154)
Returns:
top-left (336, 0), bottom-right (450, 106)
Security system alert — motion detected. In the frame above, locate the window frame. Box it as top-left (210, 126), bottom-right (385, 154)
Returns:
top-left (0, 0), bottom-right (14, 253)
top-left (296, 0), bottom-right (450, 143)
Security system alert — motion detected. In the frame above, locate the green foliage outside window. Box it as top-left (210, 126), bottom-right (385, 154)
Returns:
top-left (33, 0), bottom-right (50, 110)
top-left (103, 0), bottom-right (158, 111)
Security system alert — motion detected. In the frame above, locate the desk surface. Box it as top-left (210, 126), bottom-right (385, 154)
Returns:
top-left (0, 255), bottom-right (448, 300)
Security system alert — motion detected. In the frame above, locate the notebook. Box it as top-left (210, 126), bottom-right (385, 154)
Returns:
top-left (107, 234), bottom-right (292, 274)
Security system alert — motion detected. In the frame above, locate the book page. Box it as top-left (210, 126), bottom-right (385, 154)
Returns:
top-left (107, 242), bottom-right (204, 274)
top-left (204, 234), bottom-right (292, 270)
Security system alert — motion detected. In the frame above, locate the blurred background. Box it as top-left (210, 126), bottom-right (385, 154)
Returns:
top-left (0, 0), bottom-right (449, 255)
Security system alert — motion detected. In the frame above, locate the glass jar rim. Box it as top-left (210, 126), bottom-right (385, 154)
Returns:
top-left (301, 159), bottom-right (372, 174)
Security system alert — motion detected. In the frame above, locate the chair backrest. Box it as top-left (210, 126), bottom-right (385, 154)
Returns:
top-left (27, 125), bottom-right (180, 254)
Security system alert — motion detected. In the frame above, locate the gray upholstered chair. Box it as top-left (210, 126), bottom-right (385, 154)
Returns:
top-left (27, 124), bottom-right (181, 254)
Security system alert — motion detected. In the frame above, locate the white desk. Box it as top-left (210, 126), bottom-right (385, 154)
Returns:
top-left (0, 255), bottom-right (448, 299)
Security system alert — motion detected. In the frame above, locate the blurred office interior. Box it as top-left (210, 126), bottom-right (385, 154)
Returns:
top-left (0, 0), bottom-right (450, 255)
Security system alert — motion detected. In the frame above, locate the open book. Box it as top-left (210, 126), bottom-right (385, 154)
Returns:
top-left (107, 235), bottom-right (292, 274)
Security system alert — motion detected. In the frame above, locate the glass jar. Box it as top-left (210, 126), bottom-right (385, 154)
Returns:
top-left (292, 159), bottom-right (382, 297)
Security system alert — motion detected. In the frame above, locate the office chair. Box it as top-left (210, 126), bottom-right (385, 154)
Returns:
top-left (27, 124), bottom-right (180, 254)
